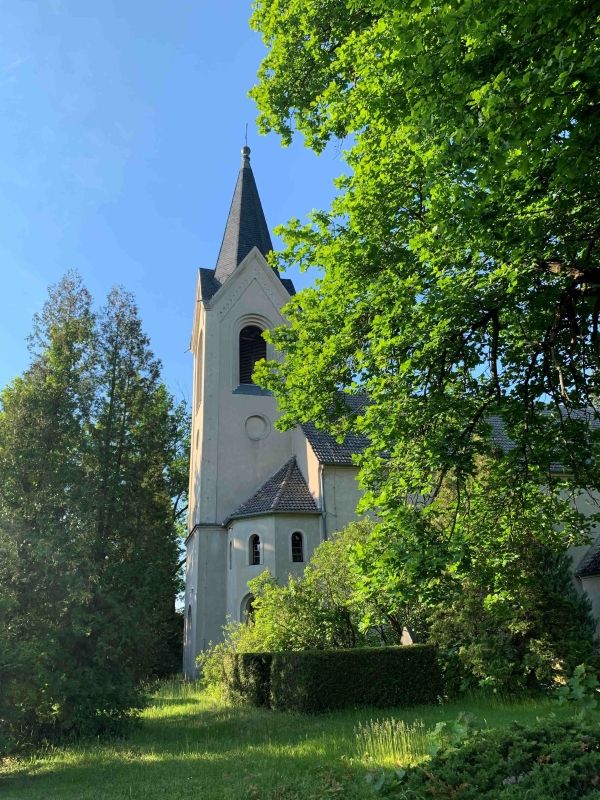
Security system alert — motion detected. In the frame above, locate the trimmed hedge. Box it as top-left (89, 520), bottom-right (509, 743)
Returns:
top-left (222, 652), bottom-right (272, 707)
top-left (270, 645), bottom-right (442, 713)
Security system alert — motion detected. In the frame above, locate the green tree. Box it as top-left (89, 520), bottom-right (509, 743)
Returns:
top-left (200, 519), bottom-right (417, 678)
top-left (0, 274), bottom-right (188, 751)
top-left (250, 0), bottom-right (600, 676)
top-left (252, 0), bottom-right (600, 495)
top-left (91, 287), bottom-right (184, 680)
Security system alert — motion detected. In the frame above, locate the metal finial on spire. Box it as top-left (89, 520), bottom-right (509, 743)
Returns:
top-left (241, 124), bottom-right (251, 166)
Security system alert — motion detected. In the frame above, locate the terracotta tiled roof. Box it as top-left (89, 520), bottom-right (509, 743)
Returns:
top-left (225, 457), bottom-right (320, 523)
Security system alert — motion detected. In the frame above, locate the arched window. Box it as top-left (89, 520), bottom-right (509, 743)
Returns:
top-left (242, 594), bottom-right (255, 624)
top-left (291, 531), bottom-right (304, 563)
top-left (239, 325), bottom-right (266, 384)
top-left (249, 534), bottom-right (261, 566)
top-left (229, 540), bottom-right (232, 570)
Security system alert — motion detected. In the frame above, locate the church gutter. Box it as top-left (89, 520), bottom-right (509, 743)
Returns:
top-left (319, 463), bottom-right (327, 541)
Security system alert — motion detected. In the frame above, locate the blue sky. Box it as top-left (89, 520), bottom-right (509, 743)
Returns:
top-left (0, 1), bottom-right (345, 401)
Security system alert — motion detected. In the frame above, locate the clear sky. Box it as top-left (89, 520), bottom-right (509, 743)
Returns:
top-left (0, 1), bottom-right (345, 402)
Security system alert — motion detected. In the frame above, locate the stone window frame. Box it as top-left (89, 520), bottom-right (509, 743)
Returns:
top-left (232, 313), bottom-right (272, 391)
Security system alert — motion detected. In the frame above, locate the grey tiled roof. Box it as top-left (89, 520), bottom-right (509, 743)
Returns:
top-left (280, 278), bottom-right (296, 296)
top-left (301, 393), bottom-right (369, 466)
top-left (226, 457), bottom-right (320, 522)
top-left (488, 415), bottom-right (517, 453)
top-left (198, 148), bottom-right (296, 302)
top-left (215, 148), bottom-right (274, 284)
top-left (301, 422), bottom-right (368, 466)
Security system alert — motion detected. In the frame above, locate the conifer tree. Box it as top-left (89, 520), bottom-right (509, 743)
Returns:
top-left (0, 274), bottom-right (187, 750)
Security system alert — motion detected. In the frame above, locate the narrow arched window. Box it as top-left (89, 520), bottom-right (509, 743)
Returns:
top-left (249, 534), bottom-right (261, 565)
top-left (242, 594), bottom-right (255, 624)
top-left (291, 531), bottom-right (304, 563)
top-left (229, 540), bottom-right (232, 570)
top-left (239, 325), bottom-right (266, 384)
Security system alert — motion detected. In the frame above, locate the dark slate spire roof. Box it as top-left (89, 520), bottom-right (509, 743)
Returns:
top-left (225, 457), bottom-right (320, 523)
top-left (214, 146), bottom-right (274, 284)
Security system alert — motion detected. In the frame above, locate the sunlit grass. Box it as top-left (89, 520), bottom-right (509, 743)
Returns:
top-left (1, 679), bottom-right (593, 800)
top-left (355, 718), bottom-right (430, 766)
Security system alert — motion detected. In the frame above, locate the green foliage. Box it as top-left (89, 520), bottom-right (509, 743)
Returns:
top-left (555, 664), bottom-right (600, 719)
top-left (388, 719), bottom-right (600, 799)
top-left (0, 273), bottom-right (189, 753)
top-left (213, 521), bottom-right (423, 658)
top-left (428, 712), bottom-right (483, 757)
top-left (429, 548), bottom-right (599, 693)
top-left (244, 521), bottom-right (383, 651)
top-left (270, 645), bottom-right (442, 713)
top-left (250, 0), bottom-right (600, 697)
top-left (221, 653), bottom-right (273, 707)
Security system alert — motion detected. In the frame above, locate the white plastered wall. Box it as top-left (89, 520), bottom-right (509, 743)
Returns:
top-left (322, 465), bottom-right (363, 536)
top-left (183, 526), bottom-right (227, 676)
top-left (190, 250), bottom-right (294, 528)
top-left (226, 513), bottom-right (322, 623)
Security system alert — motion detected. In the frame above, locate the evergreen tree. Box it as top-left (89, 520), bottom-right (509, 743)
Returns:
top-left (0, 274), bottom-right (188, 751)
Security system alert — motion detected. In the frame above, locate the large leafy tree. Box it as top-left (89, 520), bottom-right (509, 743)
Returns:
top-left (251, 2), bottom-right (600, 542)
top-left (0, 274), bottom-right (188, 750)
top-left (250, 0), bottom-right (600, 676)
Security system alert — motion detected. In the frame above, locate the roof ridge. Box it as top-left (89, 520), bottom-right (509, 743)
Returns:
top-left (270, 456), bottom-right (296, 510)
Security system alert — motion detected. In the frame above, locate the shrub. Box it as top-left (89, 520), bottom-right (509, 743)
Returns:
top-left (429, 550), bottom-right (600, 694)
top-left (270, 645), bottom-right (442, 713)
top-left (221, 652), bottom-right (272, 707)
top-left (395, 719), bottom-right (600, 799)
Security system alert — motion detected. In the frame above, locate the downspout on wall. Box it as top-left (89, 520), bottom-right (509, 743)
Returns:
top-left (319, 463), bottom-right (327, 541)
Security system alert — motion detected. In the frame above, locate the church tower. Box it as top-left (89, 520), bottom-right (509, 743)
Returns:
top-left (183, 147), bottom-right (365, 675)
top-left (183, 147), bottom-right (316, 674)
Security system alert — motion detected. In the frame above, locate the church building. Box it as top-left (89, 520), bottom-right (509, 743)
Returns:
top-left (183, 147), bottom-right (365, 675)
top-left (183, 147), bottom-right (600, 677)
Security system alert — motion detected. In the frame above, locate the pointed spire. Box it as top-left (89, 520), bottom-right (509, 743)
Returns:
top-left (214, 146), bottom-right (273, 284)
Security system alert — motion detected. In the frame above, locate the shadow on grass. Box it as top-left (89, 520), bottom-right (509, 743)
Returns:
top-left (2, 693), bottom-right (579, 800)
top-left (1, 744), bottom-right (366, 800)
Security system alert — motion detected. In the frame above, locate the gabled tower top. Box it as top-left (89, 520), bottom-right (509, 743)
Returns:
top-left (214, 146), bottom-right (273, 284)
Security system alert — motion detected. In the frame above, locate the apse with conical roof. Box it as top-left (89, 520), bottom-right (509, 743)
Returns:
top-left (214, 145), bottom-right (274, 284)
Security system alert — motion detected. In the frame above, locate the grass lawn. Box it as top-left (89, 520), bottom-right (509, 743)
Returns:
top-left (1, 680), bottom-right (594, 800)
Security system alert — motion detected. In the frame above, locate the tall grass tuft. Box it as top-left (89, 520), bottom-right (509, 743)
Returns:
top-left (355, 717), bottom-right (431, 767)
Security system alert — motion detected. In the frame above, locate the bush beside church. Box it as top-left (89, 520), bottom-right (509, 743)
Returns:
top-left (208, 645), bottom-right (442, 713)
